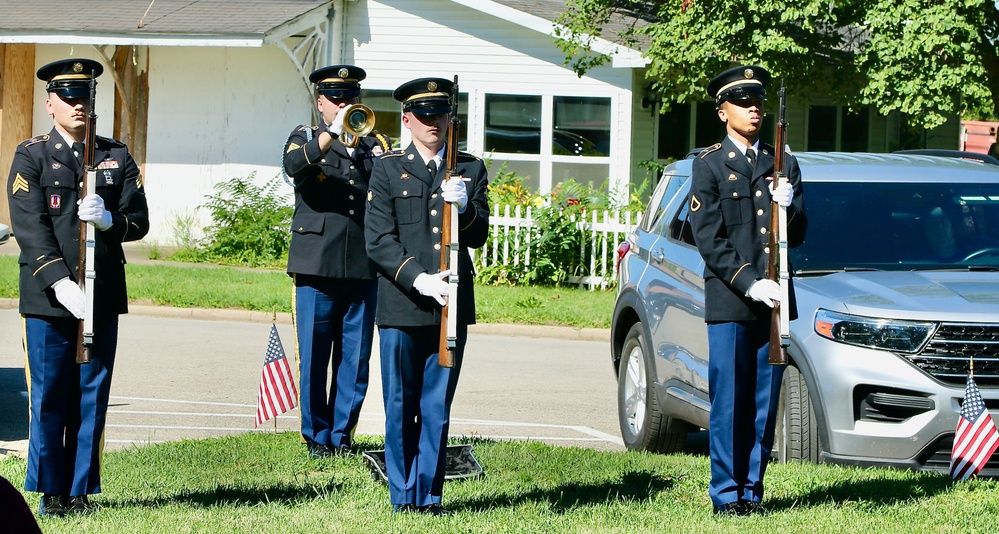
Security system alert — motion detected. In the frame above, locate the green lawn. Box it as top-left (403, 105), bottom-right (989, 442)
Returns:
top-left (1, 432), bottom-right (994, 533)
top-left (0, 255), bottom-right (615, 329)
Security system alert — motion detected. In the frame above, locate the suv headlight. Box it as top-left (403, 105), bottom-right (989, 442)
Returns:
top-left (814, 309), bottom-right (936, 353)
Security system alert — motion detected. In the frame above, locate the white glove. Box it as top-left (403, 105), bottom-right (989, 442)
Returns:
top-left (746, 279), bottom-right (781, 308)
top-left (441, 176), bottom-right (468, 213)
top-left (52, 277), bottom-right (85, 319)
top-left (770, 180), bottom-right (793, 208)
top-left (413, 271), bottom-right (450, 306)
top-left (328, 108), bottom-right (345, 136)
top-left (79, 194), bottom-right (112, 231)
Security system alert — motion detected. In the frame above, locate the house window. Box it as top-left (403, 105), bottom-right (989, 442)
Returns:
top-left (657, 106), bottom-right (691, 160)
top-left (363, 89), bottom-right (468, 149)
top-left (484, 94), bottom-right (612, 194)
top-left (484, 95), bottom-right (542, 154)
top-left (694, 102), bottom-right (727, 149)
top-left (553, 96), bottom-right (610, 157)
top-left (808, 105), bottom-right (870, 151)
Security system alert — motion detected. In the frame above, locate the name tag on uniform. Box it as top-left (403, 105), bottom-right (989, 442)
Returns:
top-left (97, 159), bottom-right (119, 170)
top-left (50, 194), bottom-right (61, 209)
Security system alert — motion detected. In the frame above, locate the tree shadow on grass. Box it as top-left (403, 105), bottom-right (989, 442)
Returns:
top-left (767, 471), bottom-right (954, 511)
top-left (454, 469), bottom-right (675, 514)
top-left (112, 480), bottom-right (343, 509)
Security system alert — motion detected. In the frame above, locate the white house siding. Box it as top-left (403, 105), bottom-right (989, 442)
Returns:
top-left (31, 46), bottom-right (117, 143)
top-left (143, 46), bottom-right (308, 243)
top-left (346, 0), bottom-right (639, 203)
top-left (32, 44), bottom-right (312, 244)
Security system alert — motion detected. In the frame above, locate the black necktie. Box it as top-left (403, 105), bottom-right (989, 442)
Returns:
top-left (428, 159), bottom-right (438, 177)
top-left (73, 142), bottom-right (85, 166)
top-left (746, 148), bottom-right (756, 169)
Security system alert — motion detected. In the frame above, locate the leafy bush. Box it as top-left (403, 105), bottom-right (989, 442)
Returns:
top-left (486, 162), bottom-right (542, 208)
top-left (178, 174), bottom-right (292, 268)
top-left (478, 175), bottom-right (641, 287)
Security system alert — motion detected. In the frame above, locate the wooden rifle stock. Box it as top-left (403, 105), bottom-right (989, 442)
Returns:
top-left (438, 75), bottom-right (460, 368)
top-left (76, 72), bottom-right (98, 364)
top-left (768, 79), bottom-right (790, 366)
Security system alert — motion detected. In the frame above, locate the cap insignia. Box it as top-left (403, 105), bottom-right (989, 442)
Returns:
top-left (427, 81), bottom-right (438, 92)
top-left (744, 68), bottom-right (754, 79)
top-left (338, 68), bottom-right (349, 78)
top-left (73, 62), bottom-right (83, 73)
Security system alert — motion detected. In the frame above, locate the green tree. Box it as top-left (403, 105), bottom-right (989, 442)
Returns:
top-left (555, 1), bottom-right (999, 127)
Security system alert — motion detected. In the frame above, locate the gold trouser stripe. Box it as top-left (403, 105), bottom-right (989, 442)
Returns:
top-left (291, 275), bottom-right (304, 443)
top-left (21, 316), bottom-right (31, 428)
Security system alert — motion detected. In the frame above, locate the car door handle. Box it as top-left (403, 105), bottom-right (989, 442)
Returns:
top-left (651, 248), bottom-right (665, 263)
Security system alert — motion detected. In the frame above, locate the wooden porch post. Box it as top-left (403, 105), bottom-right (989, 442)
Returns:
top-left (111, 45), bottom-right (149, 179)
top-left (0, 43), bottom-right (35, 227)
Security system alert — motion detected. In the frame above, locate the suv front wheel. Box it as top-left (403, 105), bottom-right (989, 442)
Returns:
top-left (618, 323), bottom-right (689, 453)
top-left (773, 365), bottom-right (821, 463)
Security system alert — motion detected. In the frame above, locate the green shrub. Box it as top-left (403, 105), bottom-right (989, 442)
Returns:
top-left (185, 174), bottom-right (293, 268)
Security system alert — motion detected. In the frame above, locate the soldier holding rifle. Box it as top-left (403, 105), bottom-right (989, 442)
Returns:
top-left (6, 58), bottom-right (148, 516)
top-left (364, 77), bottom-right (488, 515)
top-left (688, 65), bottom-right (806, 516)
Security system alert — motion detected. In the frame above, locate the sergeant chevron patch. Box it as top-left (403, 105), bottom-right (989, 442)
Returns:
top-left (11, 173), bottom-right (29, 195)
top-left (287, 142), bottom-right (301, 153)
top-left (690, 194), bottom-right (701, 212)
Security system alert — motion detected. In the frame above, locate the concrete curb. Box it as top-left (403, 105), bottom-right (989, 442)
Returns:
top-left (0, 299), bottom-right (609, 342)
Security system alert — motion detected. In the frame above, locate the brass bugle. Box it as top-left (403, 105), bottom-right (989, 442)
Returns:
top-left (339, 104), bottom-right (375, 148)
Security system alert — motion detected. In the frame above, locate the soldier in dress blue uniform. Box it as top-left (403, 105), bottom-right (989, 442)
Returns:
top-left (284, 65), bottom-right (391, 458)
top-left (364, 77), bottom-right (489, 515)
top-left (6, 58), bottom-right (149, 516)
top-left (688, 65), bottom-right (806, 516)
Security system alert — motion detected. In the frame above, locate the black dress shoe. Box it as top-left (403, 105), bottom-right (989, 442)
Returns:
top-left (306, 441), bottom-right (334, 459)
top-left (392, 503), bottom-right (416, 514)
top-left (39, 494), bottom-right (66, 517)
top-left (331, 444), bottom-right (353, 456)
top-left (68, 495), bottom-right (93, 514)
top-left (712, 501), bottom-right (747, 516)
top-left (419, 504), bottom-right (449, 516)
top-left (742, 500), bottom-right (765, 515)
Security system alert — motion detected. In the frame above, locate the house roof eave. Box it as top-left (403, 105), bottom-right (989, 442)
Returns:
top-left (446, 0), bottom-right (649, 69)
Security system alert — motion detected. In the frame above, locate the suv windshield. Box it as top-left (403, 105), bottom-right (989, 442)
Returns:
top-left (791, 182), bottom-right (999, 272)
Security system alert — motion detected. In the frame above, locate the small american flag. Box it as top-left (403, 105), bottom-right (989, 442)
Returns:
top-left (254, 324), bottom-right (298, 427)
top-left (950, 375), bottom-right (999, 479)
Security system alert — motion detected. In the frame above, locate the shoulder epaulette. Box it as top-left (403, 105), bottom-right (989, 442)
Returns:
top-left (22, 134), bottom-right (49, 147)
top-left (698, 143), bottom-right (722, 158)
top-left (96, 135), bottom-right (126, 148)
top-left (457, 151), bottom-right (481, 162)
top-left (370, 131), bottom-right (391, 152)
top-left (379, 149), bottom-right (406, 159)
top-left (297, 125), bottom-right (318, 132)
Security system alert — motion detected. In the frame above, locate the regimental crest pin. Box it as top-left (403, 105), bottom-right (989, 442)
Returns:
top-left (50, 194), bottom-right (61, 209)
top-left (52, 162), bottom-right (61, 170)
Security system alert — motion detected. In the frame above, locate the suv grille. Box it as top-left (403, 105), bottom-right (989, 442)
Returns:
top-left (918, 435), bottom-right (999, 476)
top-left (907, 323), bottom-right (999, 387)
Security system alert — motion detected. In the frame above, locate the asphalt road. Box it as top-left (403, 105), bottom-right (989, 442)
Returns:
top-left (0, 308), bottom-right (626, 455)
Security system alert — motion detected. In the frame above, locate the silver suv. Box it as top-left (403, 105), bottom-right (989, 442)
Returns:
top-left (611, 152), bottom-right (999, 474)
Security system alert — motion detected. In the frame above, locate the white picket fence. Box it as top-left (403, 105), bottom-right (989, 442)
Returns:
top-left (474, 204), bottom-right (642, 290)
